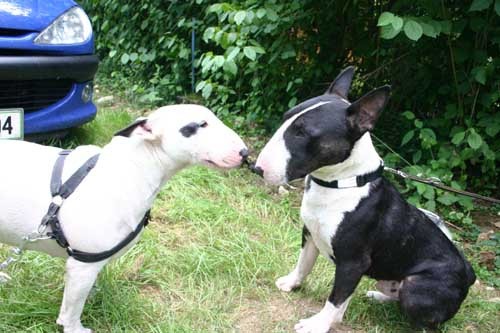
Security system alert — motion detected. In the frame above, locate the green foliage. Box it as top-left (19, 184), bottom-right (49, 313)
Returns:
top-left (81, 0), bottom-right (499, 220)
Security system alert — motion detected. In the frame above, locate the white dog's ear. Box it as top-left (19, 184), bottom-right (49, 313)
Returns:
top-left (114, 117), bottom-right (157, 140)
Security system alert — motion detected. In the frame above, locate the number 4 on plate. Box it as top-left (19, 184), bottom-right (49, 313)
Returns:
top-left (0, 109), bottom-right (24, 140)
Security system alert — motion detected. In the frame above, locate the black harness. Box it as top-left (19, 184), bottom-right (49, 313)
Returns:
top-left (40, 150), bottom-right (150, 263)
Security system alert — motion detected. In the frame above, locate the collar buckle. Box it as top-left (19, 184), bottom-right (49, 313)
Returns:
top-left (336, 177), bottom-right (358, 188)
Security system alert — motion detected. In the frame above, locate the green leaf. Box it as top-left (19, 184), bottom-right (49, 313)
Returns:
top-left (402, 111), bottom-right (415, 120)
top-left (120, 53), bottom-right (129, 64)
top-left (404, 20), bottom-right (423, 41)
top-left (437, 193), bottom-right (458, 206)
top-left (414, 119), bottom-right (423, 128)
top-left (413, 150), bottom-right (422, 163)
top-left (195, 81), bottom-right (206, 93)
top-left (243, 46), bottom-right (256, 61)
top-left (226, 47), bottom-right (240, 61)
top-left (485, 122), bottom-right (500, 137)
top-left (496, 0), bottom-right (500, 15)
top-left (401, 130), bottom-right (415, 146)
top-left (469, 0), bottom-right (493, 11)
top-left (391, 16), bottom-right (404, 31)
top-left (223, 60), bottom-right (237, 76)
top-left (234, 11), bottom-right (246, 25)
top-left (202, 83), bottom-right (213, 99)
top-left (109, 50), bottom-right (117, 58)
top-left (420, 22), bottom-right (438, 38)
top-left (467, 130), bottom-right (483, 149)
top-left (256, 8), bottom-right (266, 19)
top-left (203, 27), bottom-right (215, 42)
top-left (130, 52), bottom-right (138, 62)
top-left (451, 131), bottom-right (465, 145)
top-left (377, 12), bottom-right (395, 26)
top-left (380, 24), bottom-right (401, 39)
top-left (473, 66), bottom-right (487, 84)
top-left (213, 55), bottom-right (225, 68)
top-left (266, 8), bottom-right (279, 21)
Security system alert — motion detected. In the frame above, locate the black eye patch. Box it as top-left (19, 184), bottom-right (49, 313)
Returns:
top-left (180, 122), bottom-right (200, 137)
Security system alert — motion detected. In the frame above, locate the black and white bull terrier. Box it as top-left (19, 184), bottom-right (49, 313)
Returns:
top-left (0, 105), bottom-right (247, 333)
top-left (255, 67), bottom-right (475, 332)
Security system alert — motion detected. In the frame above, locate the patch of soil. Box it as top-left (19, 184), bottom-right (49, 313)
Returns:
top-left (233, 295), bottom-right (361, 333)
top-left (471, 210), bottom-right (500, 230)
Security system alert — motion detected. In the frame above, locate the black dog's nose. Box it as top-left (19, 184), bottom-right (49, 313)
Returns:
top-left (239, 148), bottom-right (249, 160)
top-left (251, 164), bottom-right (264, 177)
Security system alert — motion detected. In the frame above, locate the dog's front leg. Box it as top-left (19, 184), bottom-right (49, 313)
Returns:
top-left (56, 257), bottom-right (108, 333)
top-left (276, 226), bottom-right (319, 292)
top-left (294, 260), bottom-right (367, 333)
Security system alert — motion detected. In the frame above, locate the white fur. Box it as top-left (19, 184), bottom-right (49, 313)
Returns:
top-left (302, 134), bottom-right (380, 259)
top-left (0, 104), bottom-right (246, 333)
top-left (294, 299), bottom-right (351, 333)
top-left (276, 239), bottom-right (319, 292)
top-left (274, 133), bottom-right (383, 329)
top-left (255, 101), bottom-right (331, 184)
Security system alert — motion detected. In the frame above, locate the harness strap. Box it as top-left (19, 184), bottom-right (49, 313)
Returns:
top-left (67, 210), bottom-right (150, 263)
top-left (50, 150), bottom-right (71, 196)
top-left (42, 150), bottom-right (150, 263)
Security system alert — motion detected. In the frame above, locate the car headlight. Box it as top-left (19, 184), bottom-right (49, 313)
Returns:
top-left (34, 7), bottom-right (92, 45)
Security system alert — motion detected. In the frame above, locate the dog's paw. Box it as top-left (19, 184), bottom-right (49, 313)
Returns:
top-left (276, 273), bottom-right (301, 292)
top-left (56, 319), bottom-right (92, 333)
top-left (294, 313), bottom-right (332, 333)
top-left (366, 290), bottom-right (397, 302)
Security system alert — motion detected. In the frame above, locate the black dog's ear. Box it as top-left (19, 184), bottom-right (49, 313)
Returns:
top-left (114, 117), bottom-right (150, 137)
top-left (347, 85), bottom-right (391, 136)
top-left (325, 66), bottom-right (355, 99)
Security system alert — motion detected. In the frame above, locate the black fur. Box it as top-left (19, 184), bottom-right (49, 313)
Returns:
top-left (283, 96), bottom-right (355, 182)
top-left (179, 122), bottom-right (200, 137)
top-left (328, 178), bottom-right (475, 328)
top-left (279, 67), bottom-right (475, 329)
top-left (114, 118), bottom-right (148, 137)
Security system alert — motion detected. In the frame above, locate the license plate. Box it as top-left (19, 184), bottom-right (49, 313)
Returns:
top-left (0, 108), bottom-right (24, 140)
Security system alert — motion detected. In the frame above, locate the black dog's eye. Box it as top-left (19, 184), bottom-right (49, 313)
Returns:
top-left (199, 120), bottom-right (208, 128)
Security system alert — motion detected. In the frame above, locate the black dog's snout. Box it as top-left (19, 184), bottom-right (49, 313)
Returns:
top-left (239, 148), bottom-right (249, 160)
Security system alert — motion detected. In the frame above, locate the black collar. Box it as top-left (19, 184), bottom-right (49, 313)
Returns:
top-left (309, 163), bottom-right (384, 189)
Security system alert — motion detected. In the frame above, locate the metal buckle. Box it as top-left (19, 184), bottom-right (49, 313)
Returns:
top-left (52, 195), bottom-right (64, 206)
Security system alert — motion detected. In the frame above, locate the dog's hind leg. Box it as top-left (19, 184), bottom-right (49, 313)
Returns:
top-left (276, 226), bottom-right (319, 292)
top-left (56, 257), bottom-right (108, 333)
top-left (366, 280), bottom-right (401, 302)
top-left (399, 274), bottom-right (462, 329)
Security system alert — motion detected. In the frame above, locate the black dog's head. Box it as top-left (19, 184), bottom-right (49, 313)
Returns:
top-left (255, 67), bottom-right (390, 184)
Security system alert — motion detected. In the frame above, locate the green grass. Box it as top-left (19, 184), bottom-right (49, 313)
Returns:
top-left (1, 107), bottom-right (498, 332)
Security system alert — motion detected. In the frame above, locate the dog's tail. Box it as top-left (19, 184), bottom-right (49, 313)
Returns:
top-left (418, 208), bottom-right (453, 241)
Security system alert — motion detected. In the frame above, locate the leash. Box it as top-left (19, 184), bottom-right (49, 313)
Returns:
top-left (384, 166), bottom-right (500, 204)
top-left (370, 134), bottom-right (500, 205)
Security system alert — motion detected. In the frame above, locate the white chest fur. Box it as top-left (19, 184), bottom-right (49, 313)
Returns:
top-left (300, 179), bottom-right (370, 260)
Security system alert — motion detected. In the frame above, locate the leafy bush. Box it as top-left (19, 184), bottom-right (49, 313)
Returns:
top-left (81, 0), bottom-right (499, 223)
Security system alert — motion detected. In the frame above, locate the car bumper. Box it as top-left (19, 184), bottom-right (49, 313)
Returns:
top-left (0, 54), bottom-right (98, 82)
top-left (0, 54), bottom-right (98, 135)
top-left (24, 81), bottom-right (97, 135)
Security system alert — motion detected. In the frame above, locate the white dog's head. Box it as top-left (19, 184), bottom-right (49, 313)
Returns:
top-left (115, 104), bottom-right (248, 169)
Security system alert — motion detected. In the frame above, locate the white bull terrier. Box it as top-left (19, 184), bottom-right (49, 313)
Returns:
top-left (0, 104), bottom-right (247, 333)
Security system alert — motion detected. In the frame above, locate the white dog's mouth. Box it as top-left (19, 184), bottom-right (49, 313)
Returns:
top-left (202, 159), bottom-right (242, 169)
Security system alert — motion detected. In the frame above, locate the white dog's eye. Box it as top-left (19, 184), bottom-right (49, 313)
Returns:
top-left (199, 120), bottom-right (208, 128)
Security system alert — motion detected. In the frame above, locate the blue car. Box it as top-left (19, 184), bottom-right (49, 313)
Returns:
top-left (0, 0), bottom-right (98, 140)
